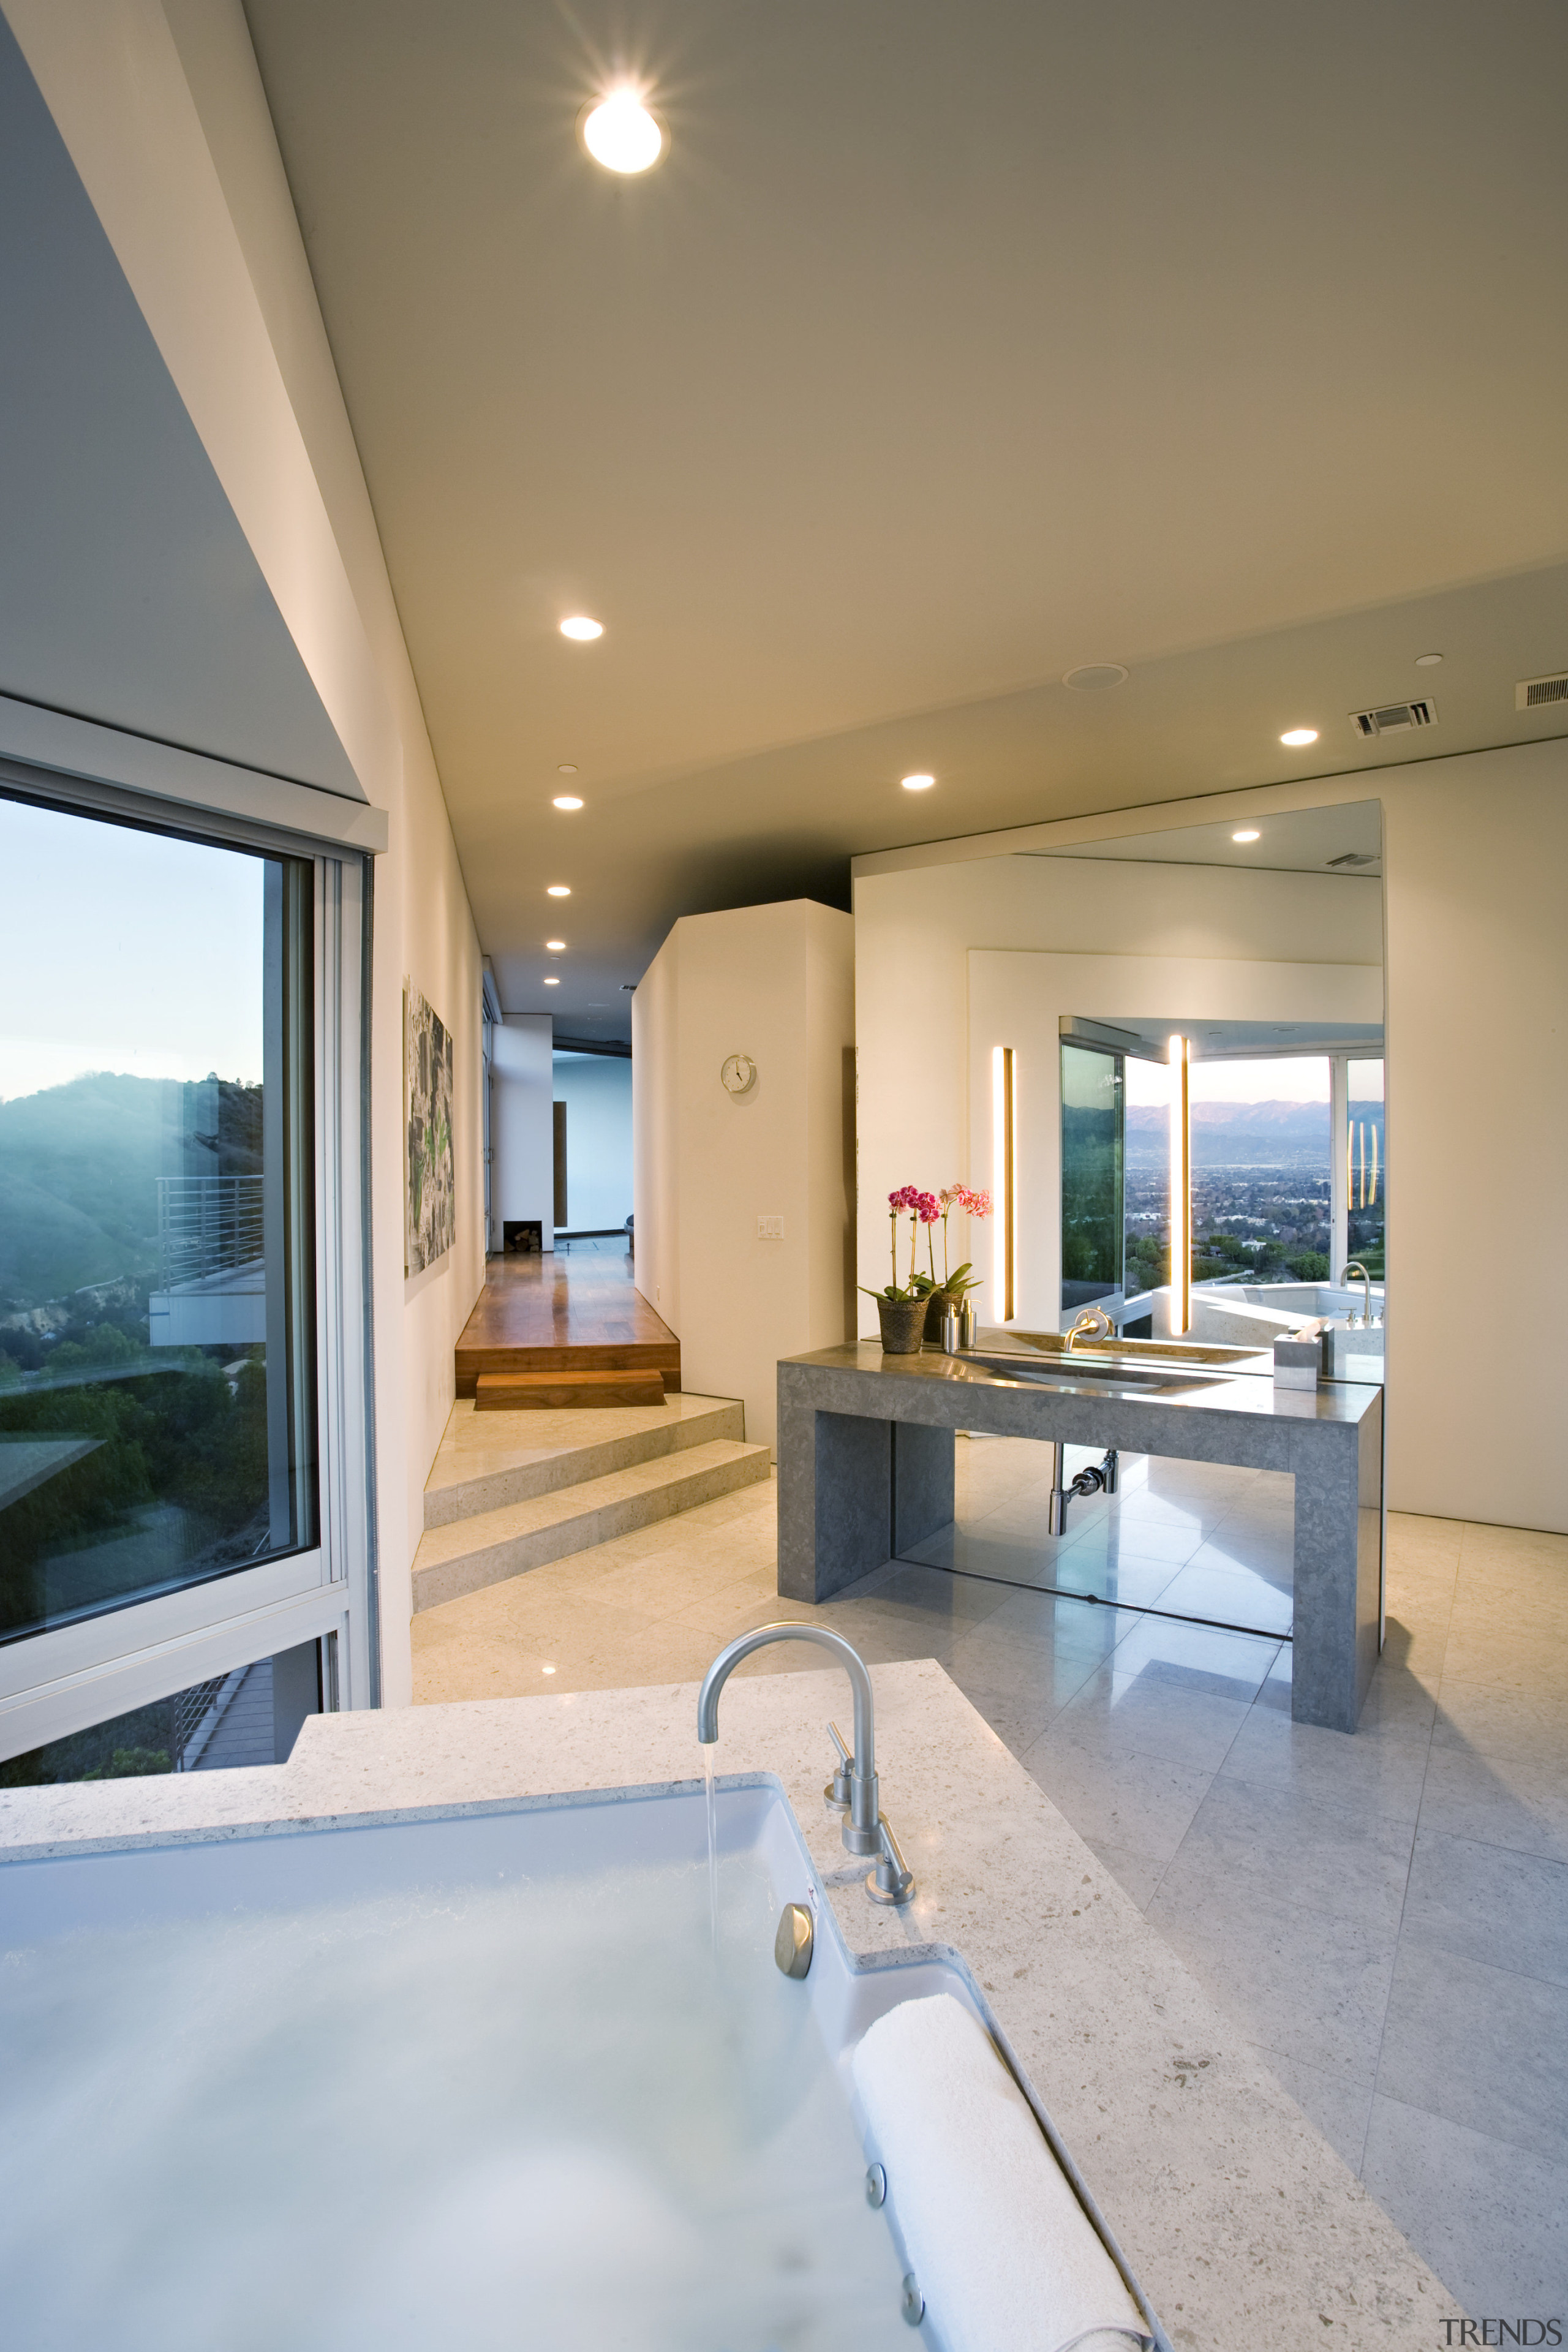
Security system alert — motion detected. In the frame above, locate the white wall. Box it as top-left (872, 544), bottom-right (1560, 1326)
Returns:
top-left (492, 1016), bottom-right (554, 1245)
top-left (552, 1054), bottom-right (632, 1232)
top-left (854, 741), bottom-right (1568, 1533)
top-left (8, 0), bottom-right (489, 1702)
top-left (633, 900), bottom-right (854, 1450)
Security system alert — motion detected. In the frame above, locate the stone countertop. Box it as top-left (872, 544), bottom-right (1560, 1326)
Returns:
top-left (0, 1664), bottom-right (1455, 2350)
top-left (782, 1340), bottom-right (1384, 1430)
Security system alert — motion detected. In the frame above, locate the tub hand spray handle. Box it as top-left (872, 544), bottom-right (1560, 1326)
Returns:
top-left (825, 1720), bottom-right (854, 1809)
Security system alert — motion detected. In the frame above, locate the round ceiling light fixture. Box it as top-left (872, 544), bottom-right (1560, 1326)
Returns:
top-left (560, 616), bottom-right (603, 641)
top-left (543, 976), bottom-right (560, 987)
top-left (1232, 828), bottom-right (1262, 843)
top-left (1280, 727), bottom-right (1319, 747)
top-left (545, 940), bottom-right (567, 952)
top-left (1415, 652), bottom-right (1444, 667)
top-left (581, 90), bottom-right (666, 175)
top-left (552, 795), bottom-right (584, 810)
top-left (557, 763), bottom-right (579, 774)
top-left (1063, 663), bottom-right (1128, 692)
top-left (901, 773), bottom-right (935, 791)
top-left (547, 884), bottom-right (571, 897)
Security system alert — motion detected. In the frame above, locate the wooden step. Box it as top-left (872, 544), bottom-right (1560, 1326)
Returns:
top-left (410, 1438), bottom-right (773, 1612)
top-left (475, 1367), bottom-right (666, 1411)
top-left (455, 1340), bottom-right (681, 1398)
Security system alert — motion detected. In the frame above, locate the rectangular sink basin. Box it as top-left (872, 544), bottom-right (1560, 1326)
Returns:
top-left (967, 1354), bottom-right (1220, 1395)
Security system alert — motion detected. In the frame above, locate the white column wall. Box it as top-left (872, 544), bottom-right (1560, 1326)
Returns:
top-left (492, 1015), bottom-right (554, 1245)
top-left (632, 900), bottom-right (854, 1451)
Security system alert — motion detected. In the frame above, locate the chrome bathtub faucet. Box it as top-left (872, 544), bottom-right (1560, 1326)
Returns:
top-left (697, 1624), bottom-right (915, 1905)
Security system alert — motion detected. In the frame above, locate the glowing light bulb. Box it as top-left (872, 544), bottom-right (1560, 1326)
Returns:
top-left (553, 796), bottom-right (584, 809)
top-left (1280, 727), bottom-right (1318, 747)
top-left (547, 884), bottom-right (571, 897)
top-left (560, 616), bottom-right (603, 641)
top-left (582, 92), bottom-right (665, 174)
top-left (1232, 828), bottom-right (1261, 843)
top-left (901, 773), bottom-right (935, 791)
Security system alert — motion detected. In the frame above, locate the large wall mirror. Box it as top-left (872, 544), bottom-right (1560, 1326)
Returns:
top-left (967, 800), bottom-right (1386, 1386)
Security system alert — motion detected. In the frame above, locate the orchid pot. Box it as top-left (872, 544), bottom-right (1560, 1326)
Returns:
top-left (874, 1293), bottom-right (930, 1355)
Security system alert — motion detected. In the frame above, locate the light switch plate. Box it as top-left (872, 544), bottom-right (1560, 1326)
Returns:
top-left (757, 1215), bottom-right (785, 1240)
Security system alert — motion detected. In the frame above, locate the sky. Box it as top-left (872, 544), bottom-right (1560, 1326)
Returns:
top-left (1125, 1052), bottom-right (1334, 1106)
top-left (0, 796), bottom-right (266, 1101)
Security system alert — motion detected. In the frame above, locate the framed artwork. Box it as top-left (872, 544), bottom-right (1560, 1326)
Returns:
top-left (404, 984), bottom-right (454, 1275)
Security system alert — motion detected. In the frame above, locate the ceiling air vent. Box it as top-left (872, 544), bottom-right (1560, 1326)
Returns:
top-left (1351, 699), bottom-right (1437, 738)
top-left (1516, 671), bottom-right (1568, 710)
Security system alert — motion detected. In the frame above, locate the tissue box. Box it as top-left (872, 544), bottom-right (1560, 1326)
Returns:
top-left (1273, 1326), bottom-right (1325, 1390)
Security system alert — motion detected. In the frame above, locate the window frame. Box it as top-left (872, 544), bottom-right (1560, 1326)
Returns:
top-left (0, 760), bottom-right (377, 1759)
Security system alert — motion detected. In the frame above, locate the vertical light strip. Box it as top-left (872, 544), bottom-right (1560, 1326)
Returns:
top-left (992, 1044), bottom-right (1015, 1321)
top-left (1167, 1033), bottom-right (1190, 1335)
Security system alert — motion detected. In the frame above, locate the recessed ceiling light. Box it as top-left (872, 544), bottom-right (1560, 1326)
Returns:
top-left (581, 90), bottom-right (666, 175)
top-left (541, 1664), bottom-right (556, 1675)
top-left (1232, 828), bottom-right (1262, 843)
top-left (1415, 652), bottom-right (1443, 668)
top-left (557, 763), bottom-right (579, 774)
top-left (901, 773), bottom-right (935, 791)
top-left (1280, 728), bottom-right (1319, 747)
top-left (546, 940), bottom-right (567, 952)
top-left (553, 795), bottom-right (584, 810)
top-left (547, 884), bottom-right (571, 897)
top-left (560, 616), bottom-right (603, 641)
top-left (543, 976), bottom-right (560, 987)
top-left (1063, 663), bottom-right (1128, 691)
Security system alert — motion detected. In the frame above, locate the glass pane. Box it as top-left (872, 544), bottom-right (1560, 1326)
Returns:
top-left (0, 1640), bottom-right (324, 1785)
top-left (1347, 1059), bottom-right (1385, 1281)
top-left (1188, 1055), bottom-right (1332, 1289)
top-left (1060, 1043), bottom-right (1122, 1311)
top-left (0, 796), bottom-right (317, 1645)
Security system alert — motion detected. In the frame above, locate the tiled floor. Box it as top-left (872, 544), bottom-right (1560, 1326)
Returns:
top-left (413, 1438), bottom-right (1568, 2319)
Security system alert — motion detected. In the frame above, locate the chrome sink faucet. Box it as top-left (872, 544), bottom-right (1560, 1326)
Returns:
top-left (697, 1624), bottom-right (915, 1905)
top-left (1343, 1261), bottom-right (1378, 1328)
top-left (1065, 1305), bottom-right (1116, 1351)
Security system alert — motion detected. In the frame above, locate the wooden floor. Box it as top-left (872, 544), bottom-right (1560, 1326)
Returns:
top-left (453, 1243), bottom-right (680, 1396)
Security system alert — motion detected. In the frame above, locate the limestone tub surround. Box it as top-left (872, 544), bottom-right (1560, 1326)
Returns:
top-left (778, 1343), bottom-right (1384, 1733)
top-left (0, 1663), bottom-right (1458, 2348)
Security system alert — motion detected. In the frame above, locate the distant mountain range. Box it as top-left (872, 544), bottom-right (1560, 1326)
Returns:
top-left (1126, 1098), bottom-right (1382, 1164)
top-left (0, 1071), bottom-right (262, 1313)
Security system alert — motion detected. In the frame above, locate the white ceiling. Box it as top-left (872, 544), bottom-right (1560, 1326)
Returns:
top-left (238, 0), bottom-right (1568, 1034)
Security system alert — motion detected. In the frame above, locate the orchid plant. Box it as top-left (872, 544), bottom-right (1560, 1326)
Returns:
top-left (861, 1183), bottom-right (993, 1305)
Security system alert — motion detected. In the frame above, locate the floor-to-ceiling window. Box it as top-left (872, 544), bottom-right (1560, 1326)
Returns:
top-left (1059, 1041), bottom-right (1123, 1316)
top-left (0, 775), bottom-right (372, 1781)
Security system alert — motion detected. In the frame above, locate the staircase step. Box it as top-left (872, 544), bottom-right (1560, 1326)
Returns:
top-left (476, 1368), bottom-right (666, 1411)
top-left (424, 1392), bottom-right (746, 1529)
top-left (412, 1438), bottom-right (772, 1612)
top-left (456, 1340), bottom-right (680, 1399)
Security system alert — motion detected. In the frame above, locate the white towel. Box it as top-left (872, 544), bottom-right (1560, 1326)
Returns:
top-left (851, 1993), bottom-right (1150, 2352)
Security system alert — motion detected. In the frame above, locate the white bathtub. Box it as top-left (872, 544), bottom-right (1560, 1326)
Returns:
top-left (0, 1775), bottom-right (1155, 2352)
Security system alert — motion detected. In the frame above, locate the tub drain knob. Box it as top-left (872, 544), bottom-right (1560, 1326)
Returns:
top-left (773, 1902), bottom-right (813, 1980)
top-left (900, 2271), bottom-right (925, 2326)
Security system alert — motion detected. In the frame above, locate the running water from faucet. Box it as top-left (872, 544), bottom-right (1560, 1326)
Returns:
top-left (703, 1744), bottom-right (719, 1964)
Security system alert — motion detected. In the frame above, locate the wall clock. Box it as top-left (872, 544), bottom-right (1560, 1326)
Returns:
top-left (720, 1054), bottom-right (757, 1095)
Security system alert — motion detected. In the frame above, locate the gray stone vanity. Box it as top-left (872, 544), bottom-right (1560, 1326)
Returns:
top-left (777, 1336), bottom-right (1384, 1733)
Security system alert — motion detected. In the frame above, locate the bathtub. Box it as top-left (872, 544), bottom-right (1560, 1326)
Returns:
top-left (0, 1773), bottom-right (1154, 2352)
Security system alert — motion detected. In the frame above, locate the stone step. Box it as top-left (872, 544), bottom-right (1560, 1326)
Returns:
top-left (411, 1437), bottom-right (772, 1613)
top-left (424, 1391), bottom-right (746, 1530)
top-left (475, 1367), bottom-right (667, 1411)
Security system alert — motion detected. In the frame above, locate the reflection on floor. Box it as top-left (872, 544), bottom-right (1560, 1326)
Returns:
top-left (904, 1437), bottom-right (1295, 1637)
top-left (413, 1439), bottom-right (1568, 2321)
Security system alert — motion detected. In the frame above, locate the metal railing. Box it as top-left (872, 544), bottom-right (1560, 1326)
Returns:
top-left (157, 1177), bottom-right (264, 1287)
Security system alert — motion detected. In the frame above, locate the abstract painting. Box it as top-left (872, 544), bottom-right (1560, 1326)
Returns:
top-left (404, 984), bottom-right (454, 1275)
